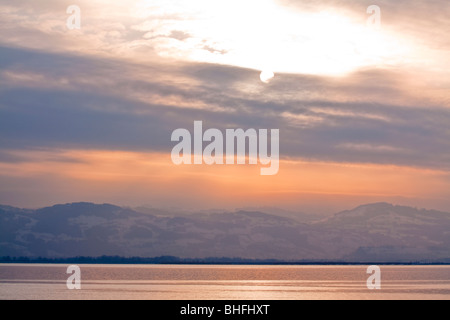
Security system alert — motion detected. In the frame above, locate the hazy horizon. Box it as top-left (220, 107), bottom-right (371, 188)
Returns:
top-left (3, 200), bottom-right (450, 217)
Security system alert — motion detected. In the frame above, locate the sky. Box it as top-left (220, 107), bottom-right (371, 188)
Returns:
top-left (0, 0), bottom-right (450, 214)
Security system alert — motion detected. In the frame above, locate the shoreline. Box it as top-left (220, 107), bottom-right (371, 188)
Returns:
top-left (1, 260), bottom-right (449, 266)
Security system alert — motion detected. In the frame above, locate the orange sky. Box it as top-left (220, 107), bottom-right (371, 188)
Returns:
top-left (1, 149), bottom-right (450, 213)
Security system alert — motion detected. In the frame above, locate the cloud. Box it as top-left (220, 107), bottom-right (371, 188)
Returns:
top-left (1, 45), bottom-right (450, 172)
top-left (3, 0), bottom-right (448, 78)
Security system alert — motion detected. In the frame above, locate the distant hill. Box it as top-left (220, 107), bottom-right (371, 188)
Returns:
top-left (1, 202), bottom-right (449, 262)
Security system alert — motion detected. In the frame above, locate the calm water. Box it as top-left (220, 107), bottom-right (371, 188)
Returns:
top-left (1, 264), bottom-right (449, 300)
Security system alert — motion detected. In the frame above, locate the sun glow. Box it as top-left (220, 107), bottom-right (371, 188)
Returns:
top-left (133, 0), bottom-right (411, 76)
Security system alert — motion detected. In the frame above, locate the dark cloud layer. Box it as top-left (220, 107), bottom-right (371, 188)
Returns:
top-left (1, 45), bottom-right (450, 170)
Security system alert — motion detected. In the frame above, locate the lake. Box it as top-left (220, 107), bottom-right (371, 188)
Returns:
top-left (0, 264), bottom-right (449, 300)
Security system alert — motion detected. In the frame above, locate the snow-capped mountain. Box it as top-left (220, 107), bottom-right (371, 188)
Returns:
top-left (1, 202), bottom-right (449, 262)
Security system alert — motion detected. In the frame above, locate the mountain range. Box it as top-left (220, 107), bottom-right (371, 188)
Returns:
top-left (1, 202), bottom-right (449, 262)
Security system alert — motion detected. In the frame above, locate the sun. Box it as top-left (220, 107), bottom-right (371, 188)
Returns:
top-left (260, 70), bottom-right (275, 83)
